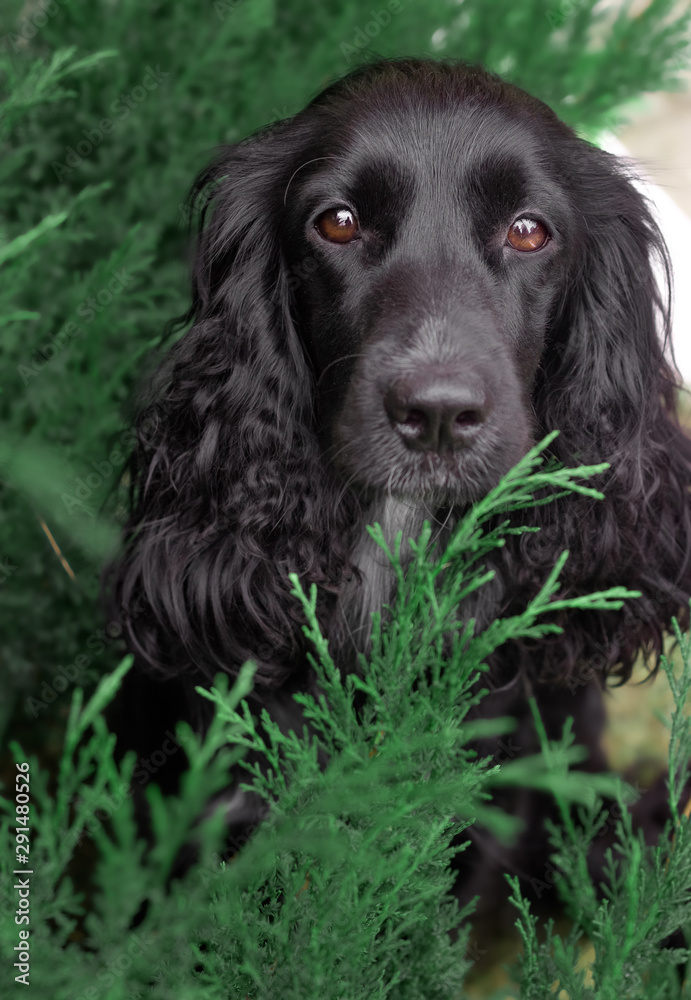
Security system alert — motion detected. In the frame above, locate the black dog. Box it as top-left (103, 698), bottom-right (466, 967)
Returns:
top-left (107, 58), bottom-right (691, 915)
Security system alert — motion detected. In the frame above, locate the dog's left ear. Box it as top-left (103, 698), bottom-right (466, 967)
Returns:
top-left (534, 142), bottom-right (691, 670)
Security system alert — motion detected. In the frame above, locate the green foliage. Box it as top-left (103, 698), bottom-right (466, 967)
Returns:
top-left (507, 618), bottom-right (691, 998)
top-left (1, 6), bottom-right (691, 991)
top-left (2, 439), bottom-right (690, 998)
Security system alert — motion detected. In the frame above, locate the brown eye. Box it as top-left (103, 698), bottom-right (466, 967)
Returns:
top-left (506, 217), bottom-right (549, 252)
top-left (315, 207), bottom-right (360, 243)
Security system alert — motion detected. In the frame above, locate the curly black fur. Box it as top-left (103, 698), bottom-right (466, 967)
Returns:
top-left (106, 58), bottom-right (691, 908)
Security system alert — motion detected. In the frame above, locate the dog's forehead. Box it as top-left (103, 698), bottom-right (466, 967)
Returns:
top-left (310, 95), bottom-right (560, 194)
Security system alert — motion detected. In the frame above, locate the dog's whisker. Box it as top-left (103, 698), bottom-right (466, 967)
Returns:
top-left (315, 352), bottom-right (369, 387)
top-left (282, 155), bottom-right (341, 206)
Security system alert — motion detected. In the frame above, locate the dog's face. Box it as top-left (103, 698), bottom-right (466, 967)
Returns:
top-left (280, 75), bottom-right (583, 505)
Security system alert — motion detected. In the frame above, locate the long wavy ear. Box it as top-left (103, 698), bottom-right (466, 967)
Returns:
top-left (528, 142), bottom-right (691, 681)
top-left (105, 123), bottom-right (358, 691)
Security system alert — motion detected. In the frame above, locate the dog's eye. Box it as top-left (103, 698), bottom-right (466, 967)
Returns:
top-left (315, 207), bottom-right (360, 243)
top-left (506, 217), bottom-right (549, 252)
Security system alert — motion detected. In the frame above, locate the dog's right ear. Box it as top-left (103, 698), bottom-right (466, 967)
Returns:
top-left (529, 141), bottom-right (691, 682)
top-left (105, 121), bottom-right (358, 691)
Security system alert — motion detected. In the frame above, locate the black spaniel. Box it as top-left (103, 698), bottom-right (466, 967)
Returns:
top-left (107, 58), bottom-right (691, 913)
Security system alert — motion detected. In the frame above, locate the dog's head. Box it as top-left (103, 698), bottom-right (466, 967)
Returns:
top-left (109, 59), bottom-right (691, 687)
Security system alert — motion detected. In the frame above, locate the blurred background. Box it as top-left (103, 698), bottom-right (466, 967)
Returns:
top-left (615, 66), bottom-right (691, 381)
top-left (0, 2), bottom-right (690, 992)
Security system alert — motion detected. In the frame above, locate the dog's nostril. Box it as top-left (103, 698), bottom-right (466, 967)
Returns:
top-left (454, 409), bottom-right (482, 428)
top-left (400, 408), bottom-right (427, 435)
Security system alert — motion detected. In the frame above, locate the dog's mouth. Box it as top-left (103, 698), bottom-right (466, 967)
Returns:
top-left (396, 451), bottom-right (487, 501)
top-left (334, 445), bottom-right (502, 506)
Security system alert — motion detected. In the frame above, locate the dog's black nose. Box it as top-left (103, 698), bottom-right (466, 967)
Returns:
top-left (384, 369), bottom-right (490, 452)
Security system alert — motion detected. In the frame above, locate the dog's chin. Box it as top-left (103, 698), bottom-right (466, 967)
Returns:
top-left (345, 452), bottom-right (503, 507)
top-left (390, 476), bottom-right (489, 508)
